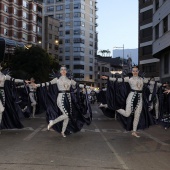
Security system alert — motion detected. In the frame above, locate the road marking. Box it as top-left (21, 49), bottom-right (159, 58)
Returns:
top-left (23, 125), bottom-right (45, 141)
top-left (81, 128), bottom-right (100, 133)
top-left (141, 131), bottom-right (169, 146)
top-left (2, 127), bottom-right (34, 131)
top-left (93, 123), bottom-right (129, 170)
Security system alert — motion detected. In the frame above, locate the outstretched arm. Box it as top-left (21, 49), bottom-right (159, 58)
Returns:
top-left (36, 78), bottom-right (58, 87)
top-left (5, 75), bottom-right (29, 84)
top-left (71, 79), bottom-right (90, 89)
top-left (101, 76), bottom-right (129, 82)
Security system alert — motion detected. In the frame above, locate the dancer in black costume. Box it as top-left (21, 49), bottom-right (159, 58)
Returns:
top-left (36, 65), bottom-right (92, 137)
top-left (102, 66), bottom-right (157, 138)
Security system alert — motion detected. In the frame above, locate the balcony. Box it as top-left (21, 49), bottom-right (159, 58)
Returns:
top-left (95, 23), bottom-right (98, 27)
top-left (95, 6), bottom-right (98, 11)
top-left (95, 15), bottom-right (98, 19)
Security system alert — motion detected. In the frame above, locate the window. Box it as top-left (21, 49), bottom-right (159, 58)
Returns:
top-left (49, 34), bottom-right (52, 39)
top-left (163, 16), bottom-right (168, 33)
top-left (65, 4), bottom-right (70, 9)
top-left (59, 56), bottom-right (62, 61)
top-left (47, 6), bottom-right (54, 12)
top-left (142, 9), bottom-right (152, 21)
top-left (65, 30), bottom-right (70, 35)
top-left (22, 33), bottom-right (28, 40)
top-left (90, 17), bottom-right (93, 22)
top-left (74, 56), bottom-right (84, 61)
top-left (49, 43), bottom-right (52, 49)
top-left (65, 47), bottom-right (70, 52)
top-left (74, 3), bottom-right (85, 9)
top-left (74, 30), bottom-right (85, 35)
top-left (65, 39), bottom-right (70, 43)
top-left (56, 14), bottom-right (63, 19)
top-left (142, 45), bottom-right (152, 55)
top-left (13, 31), bottom-right (18, 38)
top-left (155, 24), bottom-right (159, 40)
top-left (33, 36), bottom-right (36, 43)
top-left (164, 53), bottom-right (169, 74)
top-left (90, 25), bottom-right (93, 30)
top-left (23, 0), bottom-right (28, 8)
top-left (65, 13), bottom-right (70, 18)
top-left (65, 22), bottom-right (71, 26)
top-left (89, 66), bottom-right (93, 71)
top-left (89, 75), bottom-right (93, 79)
top-left (4, 29), bottom-right (8, 35)
top-left (56, 0), bottom-right (63, 2)
top-left (33, 15), bottom-right (36, 22)
top-left (59, 31), bottom-right (63, 36)
top-left (74, 65), bottom-right (84, 70)
top-left (14, 0), bottom-right (17, 4)
top-left (74, 47), bottom-right (85, 53)
top-left (141, 27), bottom-right (152, 38)
top-left (23, 11), bottom-right (28, 19)
top-left (56, 5), bottom-right (63, 11)
top-left (4, 5), bottom-right (8, 12)
top-left (65, 56), bottom-right (70, 60)
top-left (14, 20), bottom-right (18, 26)
top-left (33, 25), bottom-right (36, 32)
top-left (60, 22), bottom-right (63, 27)
top-left (74, 12), bottom-right (85, 18)
top-left (90, 9), bottom-right (93, 14)
top-left (74, 21), bottom-right (85, 27)
top-left (89, 50), bottom-right (93, 55)
top-left (4, 17), bottom-right (8, 24)
top-left (33, 4), bottom-right (36, 11)
top-left (74, 38), bottom-right (84, 44)
top-left (90, 33), bottom-right (93, 38)
top-left (90, 1), bottom-right (93, 6)
top-left (89, 41), bottom-right (93, 47)
top-left (14, 8), bottom-right (17, 15)
top-left (98, 66), bottom-right (100, 71)
top-left (155, 0), bottom-right (159, 11)
top-left (74, 73), bottom-right (84, 78)
top-left (59, 48), bottom-right (63, 53)
top-left (23, 22), bottom-right (28, 29)
top-left (89, 58), bottom-right (93, 63)
top-left (47, 0), bottom-right (54, 3)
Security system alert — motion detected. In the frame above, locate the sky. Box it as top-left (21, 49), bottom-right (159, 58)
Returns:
top-left (97, 0), bottom-right (138, 53)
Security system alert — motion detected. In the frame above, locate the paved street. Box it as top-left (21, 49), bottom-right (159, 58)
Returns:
top-left (0, 104), bottom-right (170, 170)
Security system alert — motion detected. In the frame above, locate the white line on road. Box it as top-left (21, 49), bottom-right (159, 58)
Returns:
top-left (93, 123), bottom-right (129, 170)
top-left (141, 131), bottom-right (169, 146)
top-left (2, 127), bottom-right (34, 131)
top-left (23, 125), bottom-right (45, 141)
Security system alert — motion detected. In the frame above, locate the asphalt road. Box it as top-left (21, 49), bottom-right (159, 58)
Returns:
top-left (0, 104), bottom-right (170, 170)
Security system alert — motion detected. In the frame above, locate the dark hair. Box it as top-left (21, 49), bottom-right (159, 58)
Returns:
top-left (132, 65), bottom-right (139, 69)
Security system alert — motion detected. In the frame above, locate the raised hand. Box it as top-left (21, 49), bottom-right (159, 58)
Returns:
top-left (101, 76), bottom-right (108, 80)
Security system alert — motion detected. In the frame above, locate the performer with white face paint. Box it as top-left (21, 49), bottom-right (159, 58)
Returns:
top-left (102, 66), bottom-right (152, 138)
top-left (36, 65), bottom-right (87, 137)
top-left (28, 78), bottom-right (37, 118)
top-left (0, 65), bottom-right (29, 126)
top-left (148, 77), bottom-right (162, 120)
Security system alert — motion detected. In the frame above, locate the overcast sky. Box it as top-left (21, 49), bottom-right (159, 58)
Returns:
top-left (97, 0), bottom-right (138, 53)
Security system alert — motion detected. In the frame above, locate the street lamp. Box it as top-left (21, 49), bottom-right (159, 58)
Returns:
top-left (113, 44), bottom-right (124, 68)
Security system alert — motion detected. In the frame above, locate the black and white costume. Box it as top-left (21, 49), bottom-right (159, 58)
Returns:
top-left (0, 72), bottom-right (24, 126)
top-left (109, 76), bottom-right (150, 132)
top-left (38, 76), bottom-right (85, 134)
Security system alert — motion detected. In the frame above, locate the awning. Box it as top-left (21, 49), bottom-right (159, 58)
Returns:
top-left (0, 37), bottom-right (25, 47)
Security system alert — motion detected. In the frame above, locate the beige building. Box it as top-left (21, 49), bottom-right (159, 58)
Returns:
top-left (43, 0), bottom-right (98, 85)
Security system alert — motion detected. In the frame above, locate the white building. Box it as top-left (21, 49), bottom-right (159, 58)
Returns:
top-left (43, 0), bottom-right (98, 86)
top-left (153, 0), bottom-right (170, 82)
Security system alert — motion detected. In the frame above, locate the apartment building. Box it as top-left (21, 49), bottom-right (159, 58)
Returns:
top-left (139, 0), bottom-right (160, 77)
top-left (43, 0), bottom-right (98, 85)
top-left (152, 0), bottom-right (170, 82)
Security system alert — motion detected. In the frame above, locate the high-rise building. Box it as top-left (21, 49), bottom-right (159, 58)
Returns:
top-left (43, 0), bottom-right (98, 85)
top-left (138, 0), bottom-right (160, 77)
top-left (0, 0), bottom-right (59, 62)
top-left (152, 0), bottom-right (170, 82)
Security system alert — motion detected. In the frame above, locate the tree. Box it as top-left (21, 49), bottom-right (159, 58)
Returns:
top-left (8, 46), bottom-right (59, 82)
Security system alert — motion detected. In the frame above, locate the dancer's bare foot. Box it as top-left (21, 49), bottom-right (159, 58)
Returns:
top-left (61, 132), bottom-right (66, 138)
top-left (47, 121), bottom-right (54, 131)
top-left (132, 132), bottom-right (140, 138)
